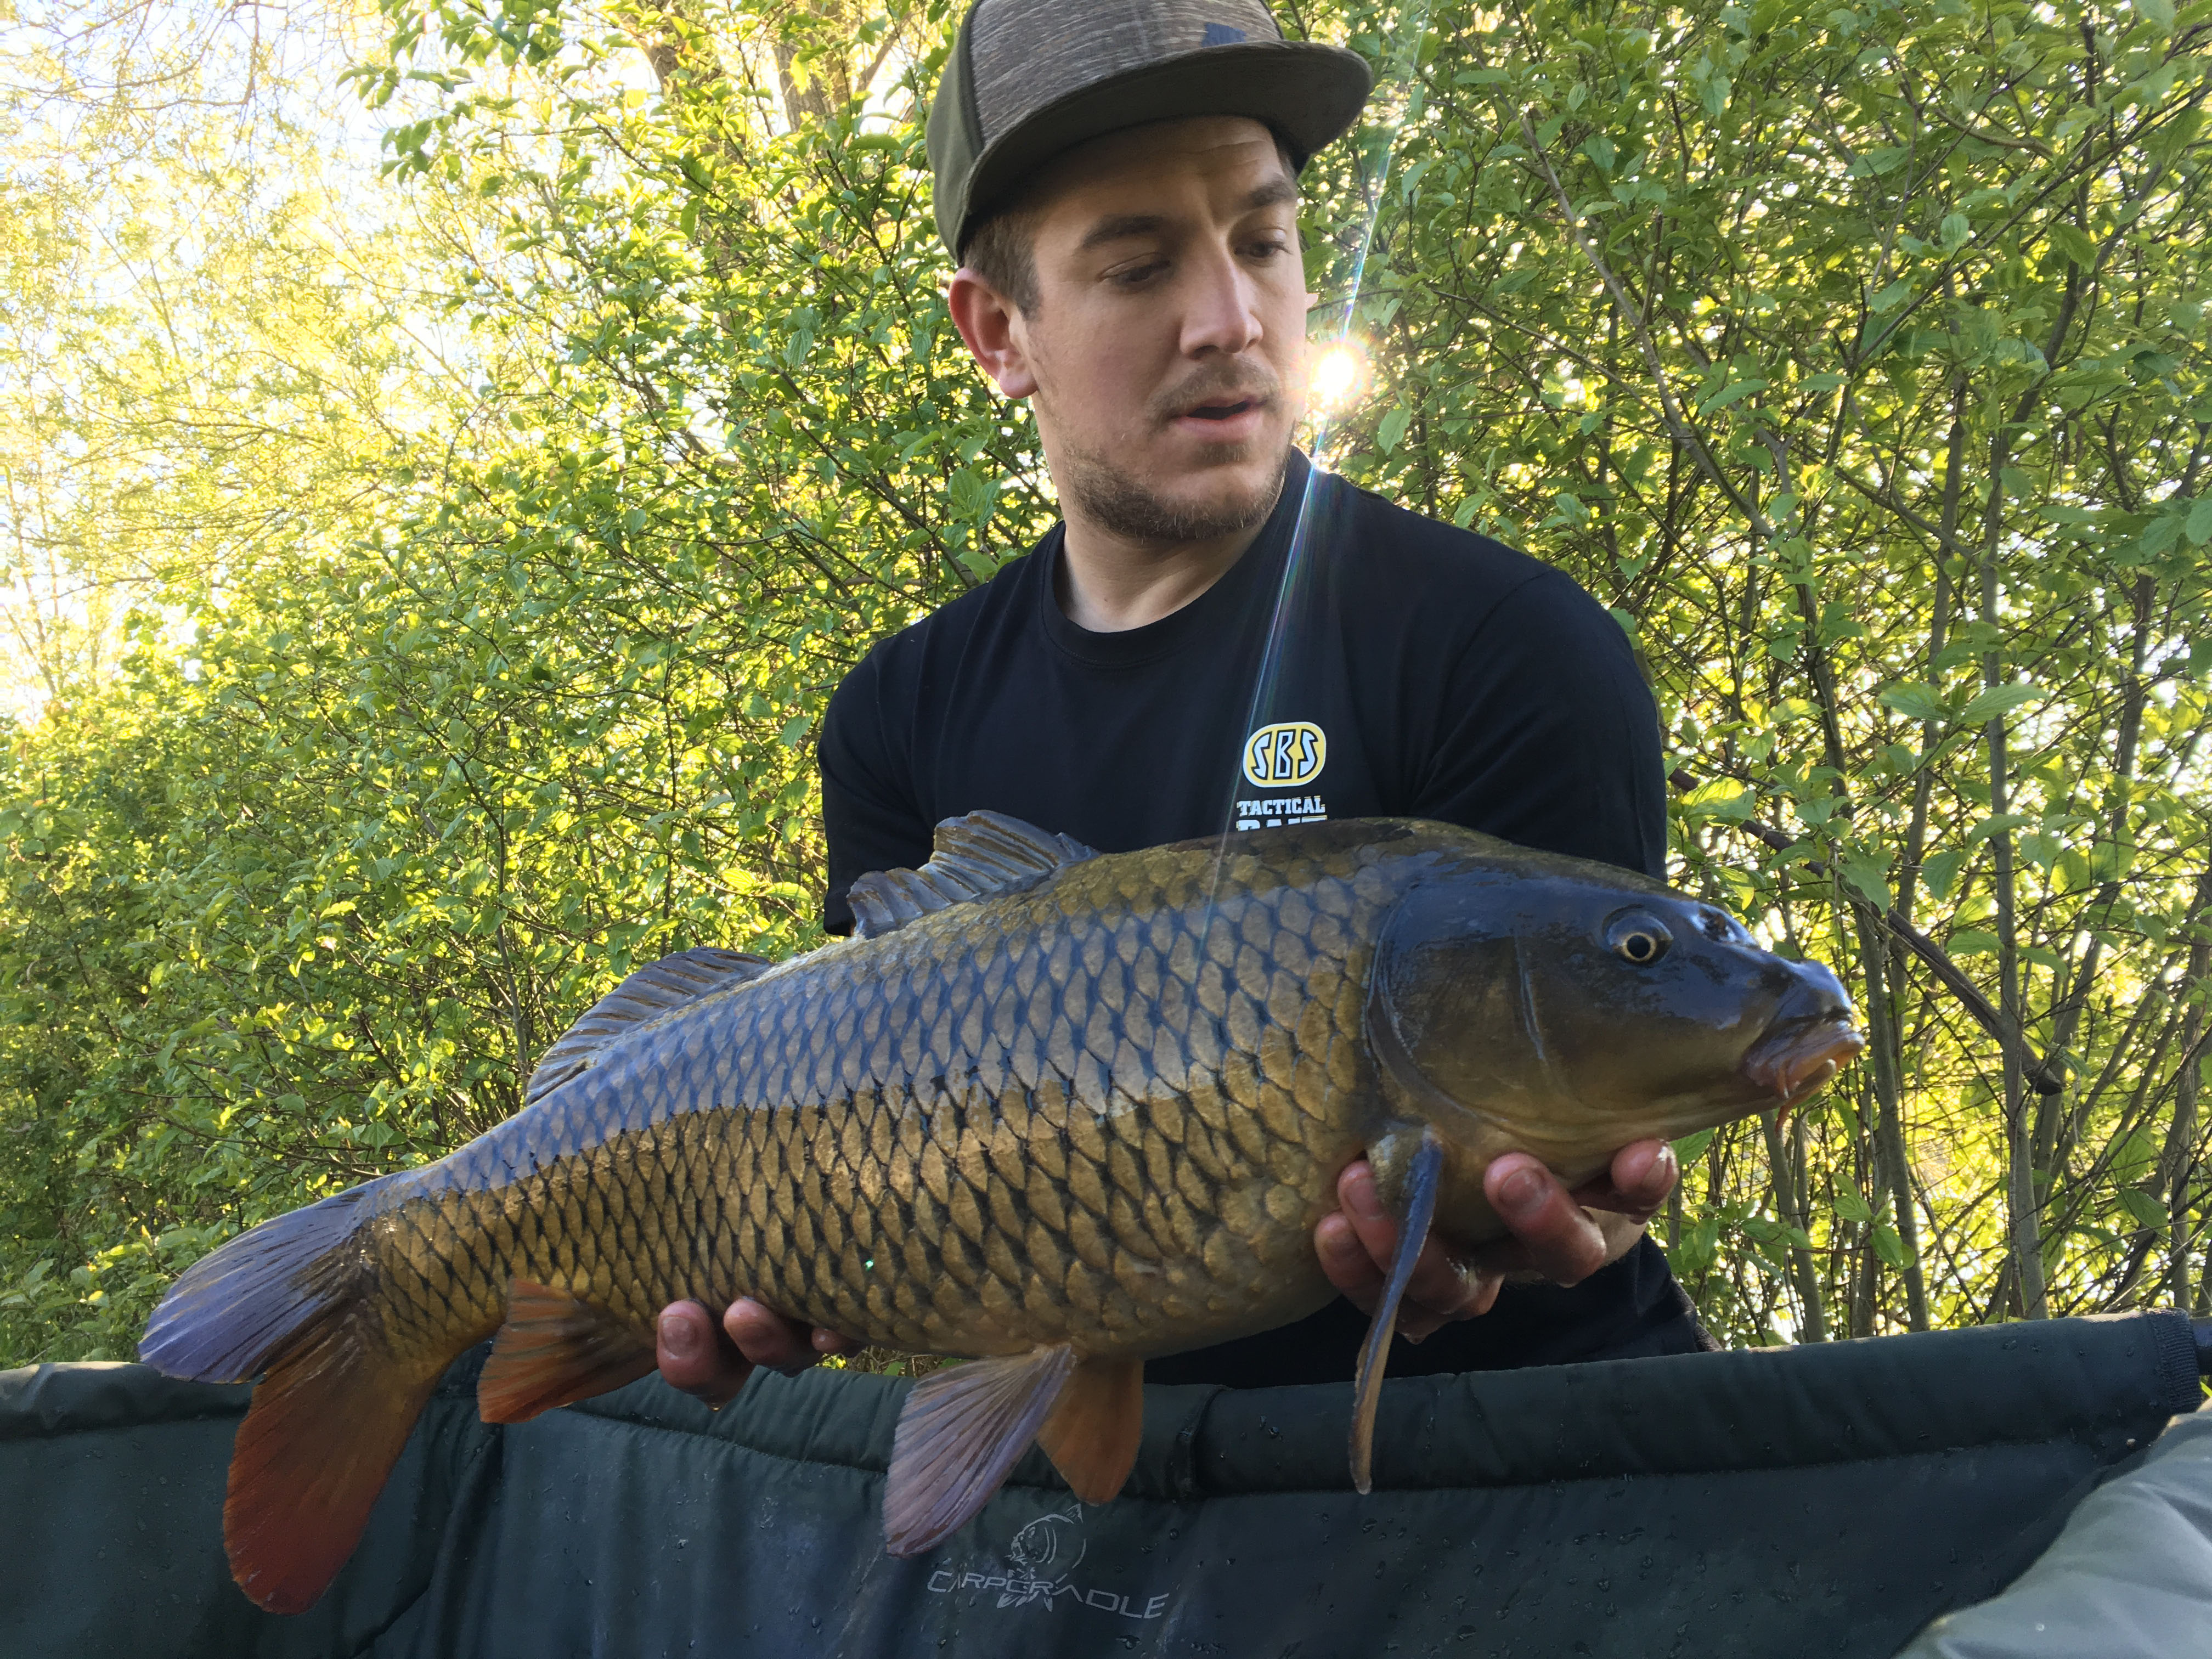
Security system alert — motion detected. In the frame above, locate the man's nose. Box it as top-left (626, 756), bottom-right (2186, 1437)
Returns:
top-left (1178, 245), bottom-right (1263, 357)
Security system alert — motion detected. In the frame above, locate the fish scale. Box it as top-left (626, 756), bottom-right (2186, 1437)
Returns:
top-left (339, 833), bottom-right (1389, 1364)
top-left (141, 814), bottom-right (1863, 1612)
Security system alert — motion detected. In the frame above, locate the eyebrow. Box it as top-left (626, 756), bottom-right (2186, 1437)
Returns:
top-left (1073, 179), bottom-right (1302, 252)
top-left (1077, 212), bottom-right (1166, 252)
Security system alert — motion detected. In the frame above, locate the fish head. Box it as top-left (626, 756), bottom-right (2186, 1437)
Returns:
top-left (1365, 855), bottom-right (1863, 1181)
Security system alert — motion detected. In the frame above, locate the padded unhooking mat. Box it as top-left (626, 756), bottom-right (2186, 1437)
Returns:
top-left (2, 1311), bottom-right (2204, 1659)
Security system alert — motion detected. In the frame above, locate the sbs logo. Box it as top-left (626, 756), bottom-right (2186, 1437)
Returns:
top-left (1242, 721), bottom-right (1327, 788)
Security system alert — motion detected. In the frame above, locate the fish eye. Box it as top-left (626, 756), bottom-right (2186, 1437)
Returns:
top-left (1604, 909), bottom-right (1673, 966)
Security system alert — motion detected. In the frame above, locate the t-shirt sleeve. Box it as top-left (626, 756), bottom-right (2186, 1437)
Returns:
top-left (818, 646), bottom-right (934, 936)
top-left (1410, 569), bottom-right (1667, 880)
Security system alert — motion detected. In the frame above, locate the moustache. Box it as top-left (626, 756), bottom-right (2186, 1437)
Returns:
top-left (1151, 368), bottom-right (1282, 426)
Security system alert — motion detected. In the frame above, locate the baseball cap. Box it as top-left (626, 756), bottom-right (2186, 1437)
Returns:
top-left (926, 0), bottom-right (1374, 258)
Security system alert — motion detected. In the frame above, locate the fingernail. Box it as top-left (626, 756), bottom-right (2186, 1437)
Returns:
top-left (1347, 1172), bottom-right (1386, 1223)
top-left (1499, 1167), bottom-right (1544, 1214)
top-left (658, 1312), bottom-right (696, 1358)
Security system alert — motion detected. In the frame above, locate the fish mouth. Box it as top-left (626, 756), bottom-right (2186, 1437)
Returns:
top-left (1741, 1014), bottom-right (1865, 1103)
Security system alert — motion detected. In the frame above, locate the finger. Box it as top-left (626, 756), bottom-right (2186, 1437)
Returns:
top-left (1613, 1138), bottom-right (1678, 1214)
top-left (657, 1300), bottom-right (753, 1408)
top-left (1487, 1154), bottom-right (1609, 1287)
top-left (1393, 1245), bottom-right (1503, 1340)
top-left (1331, 1160), bottom-right (1399, 1290)
top-left (1316, 1210), bottom-right (1386, 1306)
top-left (724, 1297), bottom-right (827, 1375)
top-left (1330, 1162), bottom-right (1496, 1335)
top-left (1567, 1139), bottom-right (1678, 1221)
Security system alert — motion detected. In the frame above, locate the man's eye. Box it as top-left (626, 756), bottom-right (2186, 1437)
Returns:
top-left (1105, 258), bottom-right (1167, 287)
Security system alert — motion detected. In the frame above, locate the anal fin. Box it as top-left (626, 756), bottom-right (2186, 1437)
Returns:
top-left (1348, 1131), bottom-right (1445, 1495)
top-left (1036, 1356), bottom-right (1143, 1504)
top-left (477, 1278), bottom-right (657, 1424)
top-left (884, 1344), bottom-right (1076, 1556)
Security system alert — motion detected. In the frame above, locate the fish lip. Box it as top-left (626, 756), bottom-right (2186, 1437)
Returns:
top-left (1740, 1014), bottom-right (1865, 1102)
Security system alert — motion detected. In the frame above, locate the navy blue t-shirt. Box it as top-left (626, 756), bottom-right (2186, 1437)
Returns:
top-left (817, 451), bottom-right (1709, 1385)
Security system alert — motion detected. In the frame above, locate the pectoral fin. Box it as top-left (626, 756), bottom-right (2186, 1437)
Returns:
top-left (1036, 1356), bottom-right (1144, 1504)
top-left (1348, 1130), bottom-right (1445, 1495)
top-left (884, 1344), bottom-right (1076, 1556)
top-left (477, 1278), bottom-right (657, 1424)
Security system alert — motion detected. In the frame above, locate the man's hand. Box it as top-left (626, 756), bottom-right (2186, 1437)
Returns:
top-left (654, 1299), bottom-right (858, 1407)
top-left (1314, 1141), bottom-right (1678, 1341)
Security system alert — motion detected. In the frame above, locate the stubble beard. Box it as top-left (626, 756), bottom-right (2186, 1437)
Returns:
top-left (1055, 436), bottom-right (1290, 544)
top-left (1035, 359), bottom-right (1295, 544)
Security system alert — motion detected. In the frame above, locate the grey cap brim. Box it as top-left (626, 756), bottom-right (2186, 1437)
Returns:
top-left (936, 40), bottom-right (1373, 257)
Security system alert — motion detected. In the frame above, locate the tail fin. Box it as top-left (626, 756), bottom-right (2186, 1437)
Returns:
top-left (140, 1184), bottom-right (376, 1383)
top-left (139, 1181), bottom-right (443, 1613)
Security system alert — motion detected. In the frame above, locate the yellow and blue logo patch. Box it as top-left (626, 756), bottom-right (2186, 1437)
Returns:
top-left (1241, 721), bottom-right (1327, 789)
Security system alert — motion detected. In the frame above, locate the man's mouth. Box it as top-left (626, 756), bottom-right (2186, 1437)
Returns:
top-left (1182, 397), bottom-right (1260, 422)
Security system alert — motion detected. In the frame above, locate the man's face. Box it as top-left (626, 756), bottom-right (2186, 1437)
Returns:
top-left (960, 116), bottom-right (1313, 544)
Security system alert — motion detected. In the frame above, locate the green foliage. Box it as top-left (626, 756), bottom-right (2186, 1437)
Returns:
top-left (2, 0), bottom-right (2208, 1362)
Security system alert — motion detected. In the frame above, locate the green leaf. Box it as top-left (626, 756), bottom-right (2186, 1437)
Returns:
top-left (1958, 681), bottom-right (2040, 724)
top-left (1697, 378), bottom-right (1768, 414)
top-left (1679, 779), bottom-right (1754, 822)
top-left (1877, 682), bottom-right (1948, 721)
top-left (1833, 1186), bottom-right (1874, 1224)
top-left (2117, 1188), bottom-right (2170, 1229)
top-left (2142, 511), bottom-right (2187, 557)
top-left (1918, 847), bottom-right (1971, 901)
top-left (1967, 812), bottom-right (2038, 843)
top-left (2184, 496), bottom-right (2212, 546)
top-left (1837, 847), bottom-right (1893, 910)
top-left (2046, 221), bottom-right (2097, 269)
top-left (1673, 1128), bottom-right (1716, 1164)
top-left (1871, 1225), bottom-right (1908, 1268)
top-left (1376, 405), bottom-right (1412, 454)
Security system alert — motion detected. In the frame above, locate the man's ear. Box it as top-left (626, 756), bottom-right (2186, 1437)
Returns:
top-left (947, 268), bottom-right (1039, 400)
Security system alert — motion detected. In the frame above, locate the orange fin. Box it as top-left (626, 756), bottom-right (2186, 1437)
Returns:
top-left (477, 1278), bottom-right (657, 1424)
top-left (1348, 1130), bottom-right (1444, 1496)
top-left (884, 1344), bottom-right (1075, 1556)
top-left (224, 1321), bottom-right (438, 1614)
top-left (1036, 1356), bottom-right (1143, 1504)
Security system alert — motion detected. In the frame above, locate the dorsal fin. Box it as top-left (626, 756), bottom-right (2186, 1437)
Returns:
top-left (525, 946), bottom-right (771, 1104)
top-left (848, 810), bottom-right (1098, 940)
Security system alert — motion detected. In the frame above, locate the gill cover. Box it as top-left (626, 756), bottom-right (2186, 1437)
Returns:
top-left (1364, 871), bottom-right (1573, 1130)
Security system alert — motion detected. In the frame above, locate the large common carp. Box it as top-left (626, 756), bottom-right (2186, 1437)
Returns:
top-left (141, 814), bottom-right (1860, 1612)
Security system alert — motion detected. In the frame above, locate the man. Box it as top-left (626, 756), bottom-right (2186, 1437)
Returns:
top-left (657, 0), bottom-right (1700, 1401)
